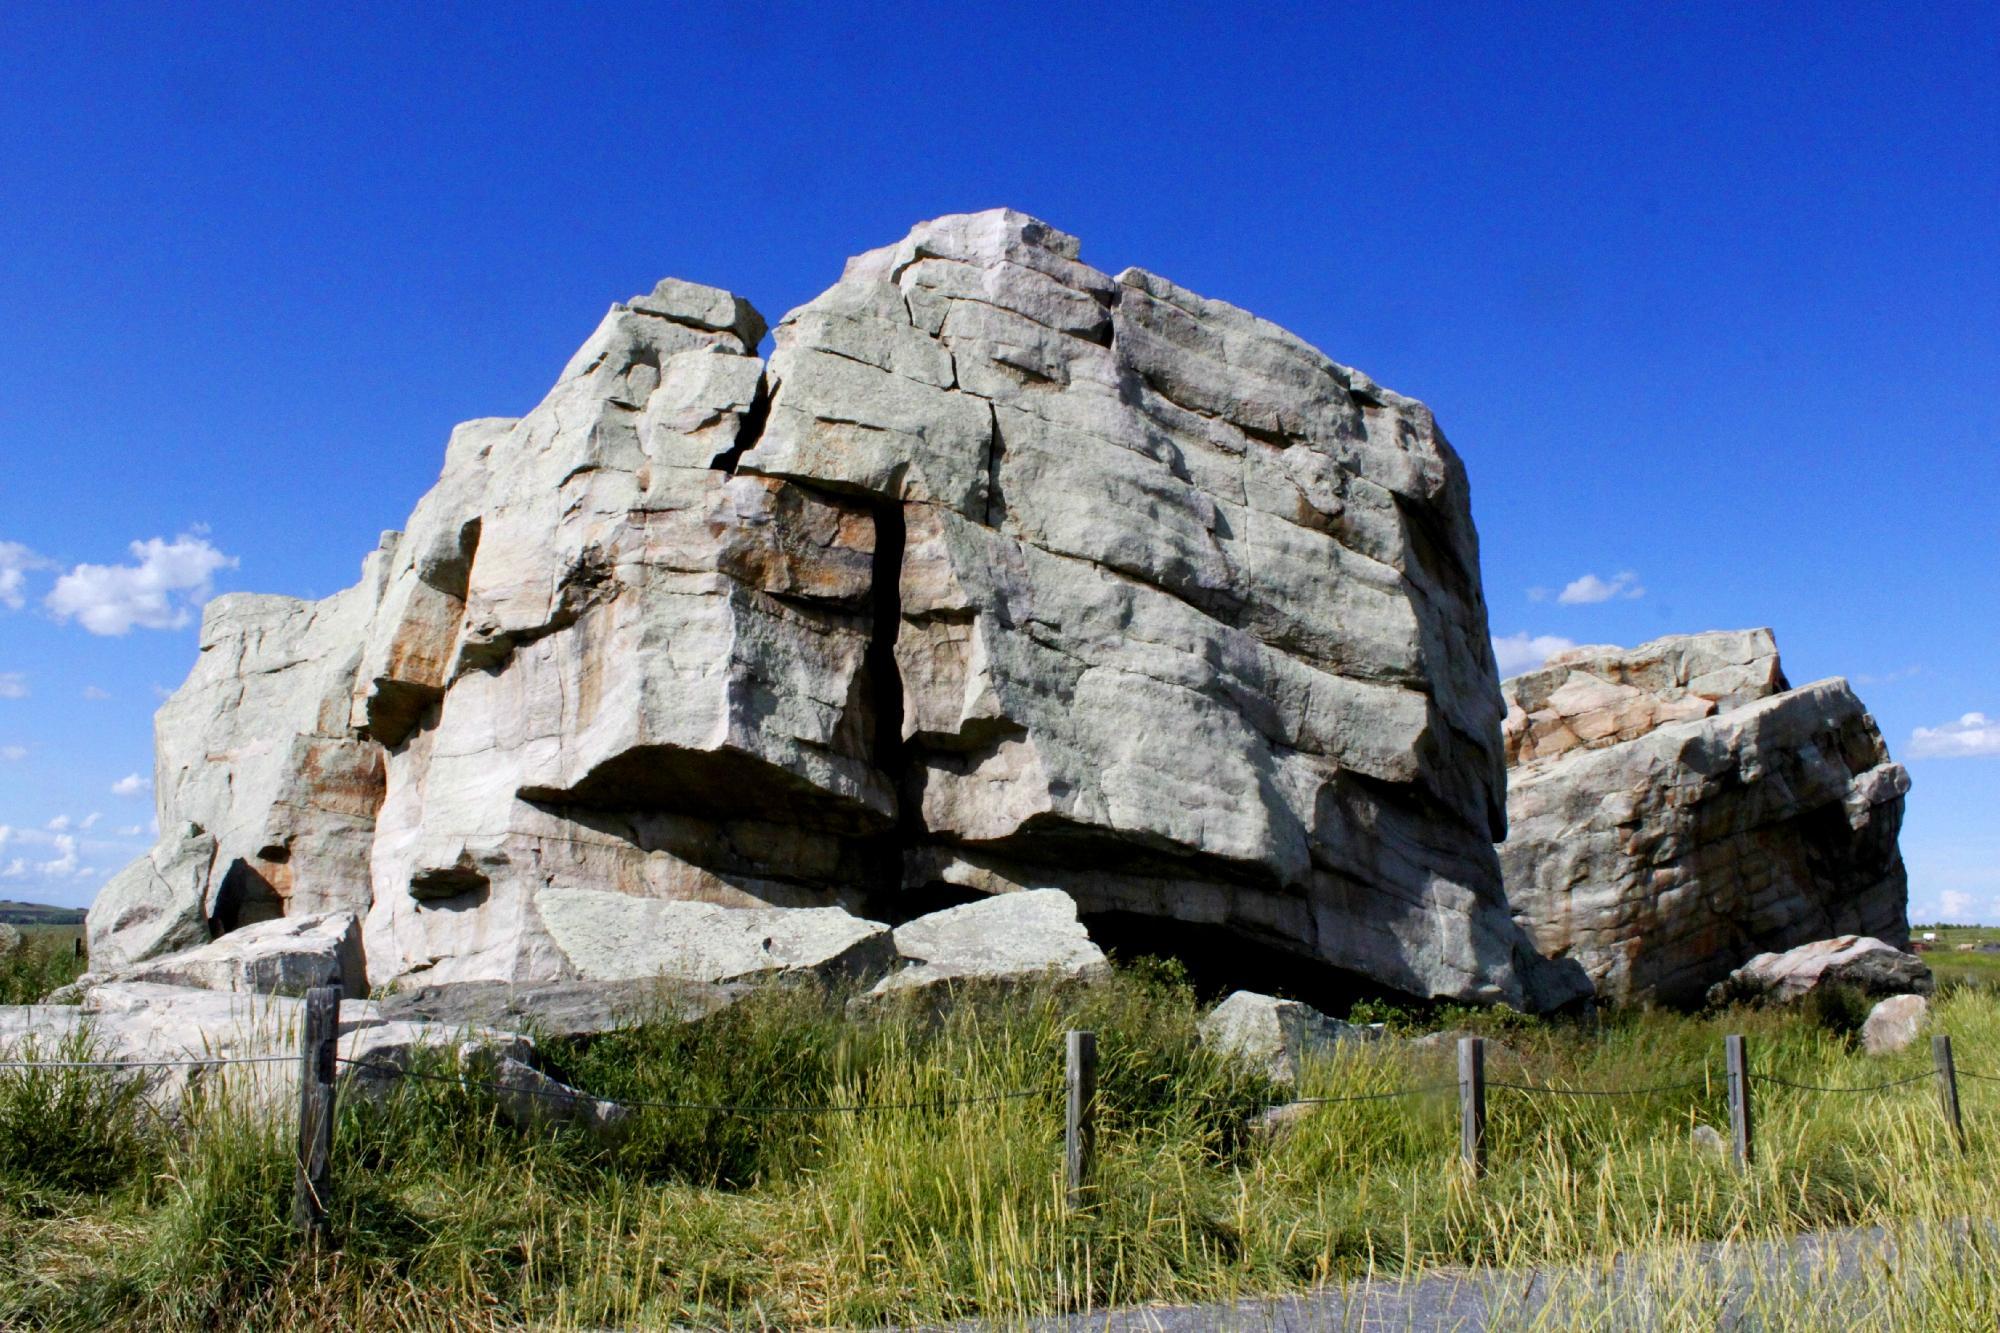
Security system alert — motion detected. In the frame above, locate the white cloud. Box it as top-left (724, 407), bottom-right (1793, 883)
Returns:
top-left (0, 825), bottom-right (10, 850)
top-left (0, 541), bottom-right (51, 610)
top-left (1, 858), bottom-right (24, 879)
top-left (1909, 712), bottom-right (2000, 759)
top-left (44, 532), bottom-right (237, 636)
top-left (46, 814), bottom-right (70, 831)
top-left (0, 674), bottom-right (24, 699)
top-left (0, 745), bottom-right (24, 762)
top-left (111, 772), bottom-right (150, 797)
top-left (38, 833), bottom-right (77, 877)
top-left (1557, 571), bottom-right (1645, 605)
top-left (1854, 665), bottom-right (1923, 688)
top-left (1941, 890), bottom-right (1976, 921)
top-left (82, 685), bottom-right (111, 701)
top-left (1493, 632), bottom-right (1579, 677)
top-left (116, 824), bottom-right (143, 838)
top-left (79, 811), bottom-right (101, 830)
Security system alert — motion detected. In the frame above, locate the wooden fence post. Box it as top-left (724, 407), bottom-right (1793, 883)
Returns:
top-left (1934, 1033), bottom-right (1966, 1154)
top-left (1065, 1029), bottom-right (1097, 1208)
top-left (293, 985), bottom-right (341, 1245)
top-left (1725, 1033), bottom-right (1753, 1171)
top-left (1458, 1035), bottom-right (1486, 1178)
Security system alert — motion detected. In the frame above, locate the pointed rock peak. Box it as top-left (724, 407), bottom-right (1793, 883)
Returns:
top-left (626, 276), bottom-right (768, 348)
top-left (842, 208), bottom-right (1088, 284)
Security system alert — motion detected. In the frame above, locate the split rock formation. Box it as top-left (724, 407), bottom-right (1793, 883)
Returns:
top-left (89, 209), bottom-right (1588, 1011)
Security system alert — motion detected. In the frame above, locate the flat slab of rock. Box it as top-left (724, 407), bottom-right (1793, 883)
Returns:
top-left (1706, 936), bottom-right (1933, 1009)
top-left (1502, 631), bottom-right (1912, 1006)
top-left (1861, 993), bottom-right (1930, 1055)
top-left (81, 912), bottom-right (365, 997)
top-left (0, 981), bottom-right (619, 1134)
top-left (865, 889), bottom-right (1107, 999)
top-left (376, 977), bottom-right (745, 1038)
top-left (537, 891), bottom-right (894, 986)
top-left (1199, 990), bottom-right (1374, 1085)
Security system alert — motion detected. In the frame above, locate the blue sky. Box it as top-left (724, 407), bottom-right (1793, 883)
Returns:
top-left (0, 2), bottom-right (1993, 918)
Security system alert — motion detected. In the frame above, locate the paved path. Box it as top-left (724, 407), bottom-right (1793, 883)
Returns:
top-left (937, 1222), bottom-right (1979, 1330)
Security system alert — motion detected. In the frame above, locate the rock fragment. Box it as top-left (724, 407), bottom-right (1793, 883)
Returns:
top-left (1502, 631), bottom-right (1910, 1006)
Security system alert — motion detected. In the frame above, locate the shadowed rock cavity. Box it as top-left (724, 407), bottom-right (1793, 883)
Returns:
top-left (88, 210), bottom-right (1596, 1010)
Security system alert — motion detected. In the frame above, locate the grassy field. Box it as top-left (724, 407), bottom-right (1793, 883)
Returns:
top-left (4, 937), bottom-right (2000, 1329)
top-left (1915, 923), bottom-right (2000, 991)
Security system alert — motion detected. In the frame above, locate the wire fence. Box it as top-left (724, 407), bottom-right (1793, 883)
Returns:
top-left (0, 987), bottom-right (1989, 1241)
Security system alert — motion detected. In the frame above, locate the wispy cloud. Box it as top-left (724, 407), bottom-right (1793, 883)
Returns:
top-left (45, 532), bottom-right (237, 635)
top-left (0, 674), bottom-right (25, 699)
top-left (111, 772), bottom-right (151, 797)
top-left (1941, 890), bottom-right (1976, 921)
top-left (1492, 632), bottom-right (1579, 677)
top-left (0, 541), bottom-right (52, 610)
top-left (0, 745), bottom-right (24, 762)
top-left (81, 685), bottom-right (111, 701)
top-left (1557, 571), bottom-right (1645, 605)
top-left (1853, 665), bottom-right (1923, 688)
top-left (1909, 712), bottom-right (2000, 760)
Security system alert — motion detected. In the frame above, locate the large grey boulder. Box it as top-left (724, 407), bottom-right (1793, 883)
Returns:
top-left (1706, 936), bottom-right (1932, 1009)
top-left (1501, 631), bottom-right (1910, 1006)
top-left (1199, 990), bottom-right (1375, 1085)
top-left (864, 889), bottom-right (1107, 999)
top-left (87, 209), bottom-right (1586, 1011)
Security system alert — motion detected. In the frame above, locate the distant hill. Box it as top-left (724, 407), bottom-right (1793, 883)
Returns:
top-left (0, 900), bottom-right (87, 926)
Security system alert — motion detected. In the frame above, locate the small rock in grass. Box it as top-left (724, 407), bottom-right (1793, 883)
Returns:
top-left (1692, 1124), bottom-right (1728, 1157)
top-left (1861, 993), bottom-right (1929, 1055)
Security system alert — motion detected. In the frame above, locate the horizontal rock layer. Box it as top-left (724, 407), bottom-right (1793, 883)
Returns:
top-left (1501, 632), bottom-right (1910, 1006)
top-left (90, 209), bottom-right (1587, 1010)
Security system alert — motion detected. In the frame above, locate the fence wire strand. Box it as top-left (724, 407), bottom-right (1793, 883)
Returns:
top-left (1750, 1070), bottom-right (1933, 1094)
top-left (1489, 1075), bottom-right (1713, 1099)
top-left (0, 1054), bottom-right (297, 1071)
top-left (1276, 1080), bottom-right (1459, 1108)
top-left (336, 1056), bottom-right (1050, 1116)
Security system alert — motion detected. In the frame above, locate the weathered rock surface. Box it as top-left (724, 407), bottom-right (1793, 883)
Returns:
top-left (1199, 990), bottom-right (1375, 1085)
top-left (1501, 631), bottom-right (1910, 1006)
top-left (1706, 936), bottom-right (1933, 1009)
top-left (376, 977), bottom-right (745, 1038)
top-left (0, 923), bottom-right (20, 956)
top-left (864, 889), bottom-right (1106, 999)
top-left (1861, 993), bottom-right (1929, 1055)
top-left (69, 912), bottom-right (364, 997)
top-left (89, 209), bottom-right (1587, 1010)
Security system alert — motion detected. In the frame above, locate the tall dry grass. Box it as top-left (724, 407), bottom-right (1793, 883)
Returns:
top-left (3, 961), bottom-right (1999, 1329)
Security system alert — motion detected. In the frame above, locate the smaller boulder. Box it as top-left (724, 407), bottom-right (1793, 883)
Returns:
top-left (0, 923), bottom-right (22, 956)
top-left (66, 913), bottom-right (366, 997)
top-left (1705, 936), bottom-right (1932, 1009)
top-left (1691, 1124), bottom-right (1728, 1157)
top-left (1199, 990), bottom-right (1375, 1086)
top-left (863, 890), bottom-right (1107, 1000)
top-left (1861, 993), bottom-right (1930, 1056)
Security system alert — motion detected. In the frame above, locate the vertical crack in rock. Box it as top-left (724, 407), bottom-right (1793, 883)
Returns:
top-left (709, 368), bottom-right (771, 475)
top-left (982, 403), bottom-right (1005, 529)
top-left (858, 499), bottom-right (917, 916)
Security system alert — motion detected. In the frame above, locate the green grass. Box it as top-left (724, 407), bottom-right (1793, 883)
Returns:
top-left (4, 964), bottom-right (2000, 1329)
top-left (1915, 923), bottom-right (2000, 992)
top-left (0, 925), bottom-right (87, 1005)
